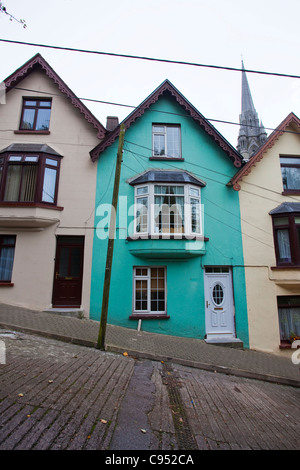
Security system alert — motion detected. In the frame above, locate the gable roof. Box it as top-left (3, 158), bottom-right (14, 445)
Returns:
top-left (229, 112), bottom-right (300, 190)
top-left (90, 79), bottom-right (243, 167)
top-left (4, 53), bottom-right (106, 139)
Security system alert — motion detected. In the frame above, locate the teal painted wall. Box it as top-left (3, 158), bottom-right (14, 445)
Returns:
top-left (90, 95), bottom-right (249, 347)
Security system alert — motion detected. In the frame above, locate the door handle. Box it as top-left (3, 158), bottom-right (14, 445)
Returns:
top-left (206, 301), bottom-right (210, 308)
top-left (55, 272), bottom-right (59, 279)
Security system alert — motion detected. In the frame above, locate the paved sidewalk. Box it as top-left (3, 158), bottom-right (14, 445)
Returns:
top-left (0, 303), bottom-right (299, 388)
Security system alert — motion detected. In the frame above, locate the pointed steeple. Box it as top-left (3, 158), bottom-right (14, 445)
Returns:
top-left (237, 60), bottom-right (267, 161)
top-left (241, 60), bottom-right (256, 114)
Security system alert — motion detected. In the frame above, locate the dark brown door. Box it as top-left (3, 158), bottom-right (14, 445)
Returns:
top-left (52, 236), bottom-right (84, 308)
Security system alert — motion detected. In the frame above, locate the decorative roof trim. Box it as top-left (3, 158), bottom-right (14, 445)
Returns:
top-left (229, 112), bottom-right (300, 191)
top-left (4, 54), bottom-right (106, 139)
top-left (90, 79), bottom-right (243, 167)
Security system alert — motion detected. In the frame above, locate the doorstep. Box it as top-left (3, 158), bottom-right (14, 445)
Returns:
top-left (43, 308), bottom-right (85, 319)
top-left (205, 337), bottom-right (244, 349)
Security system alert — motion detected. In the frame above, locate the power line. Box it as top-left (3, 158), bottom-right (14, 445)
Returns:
top-left (9, 85), bottom-right (300, 137)
top-left (1, 38), bottom-right (300, 79)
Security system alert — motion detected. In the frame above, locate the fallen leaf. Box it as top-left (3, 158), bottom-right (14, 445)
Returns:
top-left (48, 380), bottom-right (54, 384)
top-left (100, 419), bottom-right (107, 424)
top-left (141, 429), bottom-right (147, 434)
top-left (18, 393), bottom-right (24, 397)
top-left (123, 352), bottom-right (128, 357)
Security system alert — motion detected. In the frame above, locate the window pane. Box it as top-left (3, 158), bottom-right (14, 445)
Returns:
top-left (20, 164), bottom-right (37, 202)
top-left (278, 306), bottom-right (300, 341)
top-left (273, 217), bottom-right (289, 226)
top-left (281, 166), bottom-right (300, 190)
top-left (70, 247), bottom-right (82, 277)
top-left (4, 165), bottom-right (22, 201)
top-left (59, 247), bottom-right (69, 277)
top-left (136, 186), bottom-right (148, 195)
top-left (277, 229), bottom-right (291, 262)
top-left (36, 108), bottom-right (51, 130)
top-left (166, 127), bottom-right (180, 158)
top-left (21, 108), bottom-right (35, 129)
top-left (154, 194), bottom-right (184, 233)
top-left (136, 197), bottom-right (148, 233)
top-left (135, 278), bottom-right (148, 311)
top-left (191, 197), bottom-right (200, 233)
top-left (153, 134), bottom-right (165, 156)
top-left (0, 236), bottom-right (16, 282)
top-left (42, 167), bottom-right (57, 203)
top-left (150, 267), bottom-right (165, 312)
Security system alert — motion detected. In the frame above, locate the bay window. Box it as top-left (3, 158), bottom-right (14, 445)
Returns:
top-left (134, 183), bottom-right (202, 237)
top-left (0, 153), bottom-right (60, 205)
top-left (272, 214), bottom-right (300, 266)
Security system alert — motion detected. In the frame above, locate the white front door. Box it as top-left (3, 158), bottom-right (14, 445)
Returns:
top-left (204, 268), bottom-right (235, 339)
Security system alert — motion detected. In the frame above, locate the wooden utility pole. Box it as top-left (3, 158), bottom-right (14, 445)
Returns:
top-left (97, 124), bottom-right (125, 350)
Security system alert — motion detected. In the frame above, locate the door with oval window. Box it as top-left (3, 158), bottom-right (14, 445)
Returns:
top-left (204, 268), bottom-right (235, 339)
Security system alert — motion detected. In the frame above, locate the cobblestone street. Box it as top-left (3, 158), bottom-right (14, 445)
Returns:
top-left (0, 331), bottom-right (299, 451)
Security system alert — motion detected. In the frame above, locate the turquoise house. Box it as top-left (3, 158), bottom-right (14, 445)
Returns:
top-left (89, 80), bottom-right (249, 347)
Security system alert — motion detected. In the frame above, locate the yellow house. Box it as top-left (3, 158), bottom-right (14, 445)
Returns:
top-left (229, 112), bottom-right (300, 355)
top-left (0, 54), bottom-right (105, 314)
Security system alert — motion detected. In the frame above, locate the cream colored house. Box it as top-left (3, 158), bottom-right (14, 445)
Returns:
top-left (229, 113), bottom-right (300, 355)
top-left (0, 54), bottom-right (106, 314)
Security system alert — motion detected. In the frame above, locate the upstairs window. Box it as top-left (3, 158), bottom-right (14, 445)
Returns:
top-left (135, 183), bottom-right (202, 237)
top-left (20, 99), bottom-right (52, 131)
top-left (280, 156), bottom-right (300, 192)
top-left (0, 154), bottom-right (60, 205)
top-left (272, 215), bottom-right (300, 266)
top-left (152, 125), bottom-right (181, 159)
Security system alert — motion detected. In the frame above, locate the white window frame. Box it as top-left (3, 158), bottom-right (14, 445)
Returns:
top-left (133, 266), bottom-right (167, 315)
top-left (152, 125), bottom-right (181, 159)
top-left (134, 183), bottom-right (202, 237)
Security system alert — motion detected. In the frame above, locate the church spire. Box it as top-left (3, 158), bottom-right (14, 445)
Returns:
top-left (237, 60), bottom-right (267, 161)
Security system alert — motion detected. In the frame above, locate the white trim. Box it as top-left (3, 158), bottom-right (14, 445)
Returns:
top-left (134, 183), bottom-right (203, 237)
top-left (133, 266), bottom-right (167, 315)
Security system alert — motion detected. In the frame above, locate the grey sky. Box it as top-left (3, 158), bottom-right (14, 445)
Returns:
top-left (1, 0), bottom-right (300, 147)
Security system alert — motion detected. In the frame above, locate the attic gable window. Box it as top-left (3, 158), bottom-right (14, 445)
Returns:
top-left (280, 156), bottom-right (300, 193)
top-left (20, 99), bottom-right (52, 131)
top-left (152, 125), bottom-right (181, 159)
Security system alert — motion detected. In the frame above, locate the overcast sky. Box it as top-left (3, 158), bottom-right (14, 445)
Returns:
top-left (1, 0), bottom-right (300, 147)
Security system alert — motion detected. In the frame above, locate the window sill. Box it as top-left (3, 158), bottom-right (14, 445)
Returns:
top-left (282, 190), bottom-right (300, 195)
top-left (0, 202), bottom-right (63, 211)
top-left (127, 235), bottom-right (208, 241)
top-left (271, 266), bottom-right (300, 270)
top-left (0, 282), bottom-right (14, 287)
top-left (129, 314), bottom-right (170, 320)
top-left (149, 156), bottom-right (184, 161)
top-left (14, 130), bottom-right (50, 135)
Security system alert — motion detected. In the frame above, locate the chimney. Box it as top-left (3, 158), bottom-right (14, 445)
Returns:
top-left (106, 116), bottom-right (119, 132)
